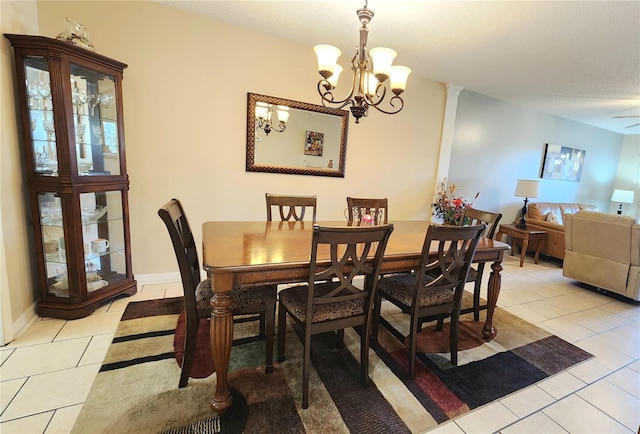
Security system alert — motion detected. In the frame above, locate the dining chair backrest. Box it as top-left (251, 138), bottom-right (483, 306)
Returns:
top-left (157, 198), bottom-right (201, 318)
top-left (266, 193), bottom-right (317, 222)
top-left (307, 224), bottom-right (395, 317)
top-left (346, 197), bottom-right (388, 225)
top-left (459, 207), bottom-right (502, 239)
top-left (417, 224), bottom-right (485, 298)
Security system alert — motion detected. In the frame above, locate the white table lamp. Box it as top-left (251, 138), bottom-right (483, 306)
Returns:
top-left (611, 189), bottom-right (634, 214)
top-left (514, 179), bottom-right (540, 229)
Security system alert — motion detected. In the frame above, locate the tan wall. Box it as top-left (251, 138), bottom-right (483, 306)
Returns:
top-left (1, 0), bottom-right (41, 343)
top-left (34, 1), bottom-right (445, 274)
top-left (1, 0), bottom-right (446, 334)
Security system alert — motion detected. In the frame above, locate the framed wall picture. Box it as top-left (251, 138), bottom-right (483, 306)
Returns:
top-left (540, 143), bottom-right (585, 182)
top-left (304, 131), bottom-right (324, 156)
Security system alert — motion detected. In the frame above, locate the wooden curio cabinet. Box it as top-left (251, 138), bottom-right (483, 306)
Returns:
top-left (5, 34), bottom-right (136, 319)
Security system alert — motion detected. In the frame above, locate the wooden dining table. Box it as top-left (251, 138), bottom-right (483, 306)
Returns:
top-left (202, 220), bottom-right (510, 414)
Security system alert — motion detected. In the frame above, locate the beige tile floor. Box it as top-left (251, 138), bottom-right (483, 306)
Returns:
top-left (1, 254), bottom-right (639, 433)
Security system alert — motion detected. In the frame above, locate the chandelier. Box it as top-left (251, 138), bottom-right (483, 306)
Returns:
top-left (313, 1), bottom-right (411, 123)
top-left (255, 102), bottom-right (290, 135)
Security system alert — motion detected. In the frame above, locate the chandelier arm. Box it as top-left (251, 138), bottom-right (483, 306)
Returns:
top-left (316, 56), bottom-right (359, 109)
top-left (317, 85), bottom-right (355, 111)
top-left (362, 81), bottom-right (387, 106)
top-left (368, 95), bottom-right (405, 115)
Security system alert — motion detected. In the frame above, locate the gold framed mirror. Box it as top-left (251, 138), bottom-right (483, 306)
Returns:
top-left (246, 93), bottom-right (349, 177)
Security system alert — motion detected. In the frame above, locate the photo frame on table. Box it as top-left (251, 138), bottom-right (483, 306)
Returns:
top-left (540, 143), bottom-right (585, 182)
top-left (304, 131), bottom-right (324, 156)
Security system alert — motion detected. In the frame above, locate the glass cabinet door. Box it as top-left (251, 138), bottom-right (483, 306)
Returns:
top-left (23, 57), bottom-right (122, 177)
top-left (80, 190), bottom-right (127, 292)
top-left (39, 190), bottom-right (128, 298)
top-left (39, 193), bottom-right (68, 296)
top-left (70, 63), bottom-right (121, 176)
top-left (25, 57), bottom-right (57, 175)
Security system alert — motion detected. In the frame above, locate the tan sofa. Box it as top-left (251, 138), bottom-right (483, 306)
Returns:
top-left (563, 211), bottom-right (640, 301)
top-left (525, 202), bottom-right (598, 260)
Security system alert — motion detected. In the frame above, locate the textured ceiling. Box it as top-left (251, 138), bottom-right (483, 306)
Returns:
top-left (158, 0), bottom-right (640, 135)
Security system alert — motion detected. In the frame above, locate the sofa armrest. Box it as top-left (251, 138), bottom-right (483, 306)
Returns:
top-left (525, 220), bottom-right (563, 232)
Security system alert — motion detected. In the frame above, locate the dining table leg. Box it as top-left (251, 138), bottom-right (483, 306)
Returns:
top-left (209, 272), bottom-right (234, 414)
top-left (482, 259), bottom-right (503, 340)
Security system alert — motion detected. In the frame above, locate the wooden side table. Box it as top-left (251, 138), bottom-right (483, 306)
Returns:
top-left (495, 224), bottom-right (546, 267)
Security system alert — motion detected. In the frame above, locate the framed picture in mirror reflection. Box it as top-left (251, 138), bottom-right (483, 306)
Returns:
top-left (304, 131), bottom-right (324, 156)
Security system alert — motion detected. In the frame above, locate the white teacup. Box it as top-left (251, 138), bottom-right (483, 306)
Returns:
top-left (91, 238), bottom-right (110, 253)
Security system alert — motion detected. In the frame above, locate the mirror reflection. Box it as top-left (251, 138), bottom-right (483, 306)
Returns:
top-left (246, 93), bottom-right (349, 177)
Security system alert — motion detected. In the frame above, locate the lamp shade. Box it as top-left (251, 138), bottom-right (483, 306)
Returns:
top-left (514, 179), bottom-right (540, 198)
top-left (314, 44), bottom-right (341, 75)
top-left (611, 189), bottom-right (634, 204)
top-left (255, 103), bottom-right (269, 119)
top-left (368, 47), bottom-right (396, 81)
top-left (390, 65), bottom-right (411, 94)
top-left (276, 106), bottom-right (289, 124)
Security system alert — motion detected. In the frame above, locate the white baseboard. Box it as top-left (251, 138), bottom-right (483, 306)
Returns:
top-left (134, 272), bottom-right (181, 285)
top-left (7, 301), bottom-right (38, 345)
top-left (2, 273), bottom-right (181, 347)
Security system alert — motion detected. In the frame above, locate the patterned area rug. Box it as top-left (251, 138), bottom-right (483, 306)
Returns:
top-left (72, 294), bottom-right (592, 433)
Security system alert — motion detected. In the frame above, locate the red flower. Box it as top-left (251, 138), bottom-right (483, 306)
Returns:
top-left (431, 178), bottom-right (479, 225)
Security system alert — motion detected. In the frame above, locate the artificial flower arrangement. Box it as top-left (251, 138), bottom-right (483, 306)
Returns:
top-left (432, 179), bottom-right (479, 225)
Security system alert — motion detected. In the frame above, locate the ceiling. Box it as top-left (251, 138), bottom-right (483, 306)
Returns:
top-left (158, 0), bottom-right (640, 135)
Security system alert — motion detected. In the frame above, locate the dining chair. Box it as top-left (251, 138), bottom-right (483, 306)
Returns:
top-left (346, 197), bottom-right (388, 225)
top-left (372, 224), bottom-right (485, 378)
top-left (266, 193), bottom-right (317, 222)
top-left (457, 207), bottom-right (502, 321)
top-left (158, 198), bottom-right (277, 388)
top-left (277, 223), bottom-right (394, 408)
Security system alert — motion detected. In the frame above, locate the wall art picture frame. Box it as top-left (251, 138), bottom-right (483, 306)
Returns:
top-left (304, 130), bottom-right (324, 156)
top-left (540, 143), bottom-right (585, 182)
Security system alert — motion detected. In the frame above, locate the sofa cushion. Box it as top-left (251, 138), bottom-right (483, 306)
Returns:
top-left (529, 203), bottom-right (582, 223)
top-left (546, 211), bottom-right (562, 225)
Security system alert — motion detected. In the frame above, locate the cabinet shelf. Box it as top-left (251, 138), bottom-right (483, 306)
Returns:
top-left (6, 33), bottom-right (136, 319)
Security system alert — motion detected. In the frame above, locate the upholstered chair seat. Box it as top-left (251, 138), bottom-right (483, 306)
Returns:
top-left (377, 274), bottom-right (454, 308)
top-left (279, 282), bottom-right (365, 323)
